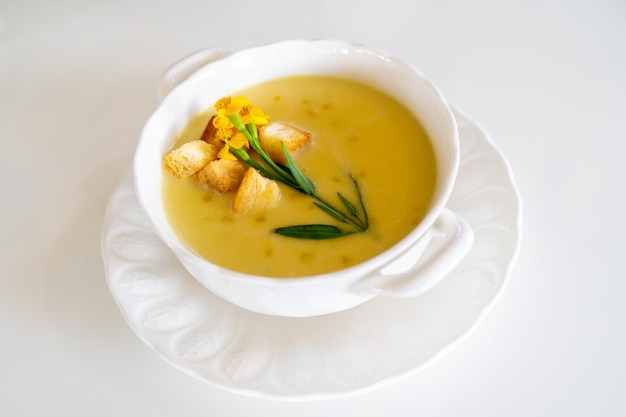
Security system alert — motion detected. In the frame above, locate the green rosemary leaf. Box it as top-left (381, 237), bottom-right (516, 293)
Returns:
top-left (352, 176), bottom-right (369, 228)
top-left (230, 148), bottom-right (278, 181)
top-left (244, 129), bottom-right (295, 186)
top-left (337, 192), bottom-right (358, 216)
top-left (313, 201), bottom-right (347, 222)
top-left (274, 224), bottom-right (354, 239)
top-left (274, 161), bottom-right (291, 173)
top-left (282, 142), bottom-right (315, 195)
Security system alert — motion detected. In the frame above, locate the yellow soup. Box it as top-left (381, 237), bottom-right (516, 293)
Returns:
top-left (162, 76), bottom-right (436, 277)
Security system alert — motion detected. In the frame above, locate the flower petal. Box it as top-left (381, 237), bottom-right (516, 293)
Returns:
top-left (213, 109), bottom-right (233, 130)
top-left (240, 106), bottom-right (269, 125)
top-left (229, 96), bottom-right (250, 112)
top-left (217, 143), bottom-right (237, 160)
top-left (229, 132), bottom-right (249, 149)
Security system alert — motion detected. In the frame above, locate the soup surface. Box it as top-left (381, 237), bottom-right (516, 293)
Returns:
top-left (162, 76), bottom-right (436, 277)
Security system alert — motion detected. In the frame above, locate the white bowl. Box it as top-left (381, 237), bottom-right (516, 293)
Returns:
top-left (134, 39), bottom-right (474, 317)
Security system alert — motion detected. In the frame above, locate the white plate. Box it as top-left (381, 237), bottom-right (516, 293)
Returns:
top-left (102, 108), bottom-right (521, 400)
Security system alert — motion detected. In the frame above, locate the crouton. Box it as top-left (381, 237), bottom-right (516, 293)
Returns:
top-left (163, 140), bottom-right (219, 178)
top-left (192, 158), bottom-right (248, 193)
top-left (258, 122), bottom-right (312, 164)
top-left (232, 168), bottom-right (281, 215)
top-left (200, 115), bottom-right (222, 147)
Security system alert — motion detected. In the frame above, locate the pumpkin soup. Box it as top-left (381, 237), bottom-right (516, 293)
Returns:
top-left (161, 76), bottom-right (436, 277)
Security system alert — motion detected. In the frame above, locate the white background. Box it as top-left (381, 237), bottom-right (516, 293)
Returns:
top-left (1, 0), bottom-right (624, 415)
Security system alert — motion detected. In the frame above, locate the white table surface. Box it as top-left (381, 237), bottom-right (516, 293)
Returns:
top-left (1, 0), bottom-right (625, 415)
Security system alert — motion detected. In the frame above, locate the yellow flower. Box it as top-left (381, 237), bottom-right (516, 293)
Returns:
top-left (240, 105), bottom-right (269, 126)
top-left (216, 131), bottom-right (249, 160)
top-left (213, 109), bottom-right (233, 133)
top-left (217, 142), bottom-right (237, 160)
top-left (214, 96), bottom-right (250, 114)
top-left (212, 96), bottom-right (266, 159)
top-left (229, 132), bottom-right (249, 149)
top-left (213, 96), bottom-right (250, 133)
top-left (215, 126), bottom-right (232, 142)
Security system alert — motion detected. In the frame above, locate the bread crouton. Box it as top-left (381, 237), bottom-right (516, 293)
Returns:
top-left (192, 158), bottom-right (248, 193)
top-left (200, 115), bottom-right (222, 147)
top-left (163, 140), bottom-right (219, 178)
top-left (258, 122), bottom-right (312, 164)
top-left (232, 168), bottom-right (281, 215)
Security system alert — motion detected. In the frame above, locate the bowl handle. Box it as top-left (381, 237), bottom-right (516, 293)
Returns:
top-left (158, 48), bottom-right (230, 102)
top-left (353, 208), bottom-right (474, 298)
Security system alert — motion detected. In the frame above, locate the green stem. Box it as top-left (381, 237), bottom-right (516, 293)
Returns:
top-left (229, 148), bottom-right (295, 188)
top-left (228, 114), bottom-right (295, 184)
top-left (226, 111), bottom-right (369, 237)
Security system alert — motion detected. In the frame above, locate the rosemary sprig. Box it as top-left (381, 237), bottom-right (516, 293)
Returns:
top-left (229, 113), bottom-right (369, 240)
top-left (279, 143), bottom-right (368, 238)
